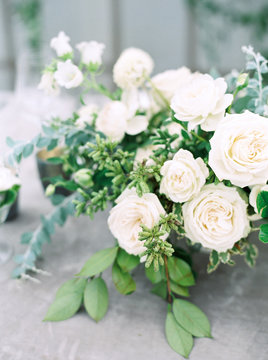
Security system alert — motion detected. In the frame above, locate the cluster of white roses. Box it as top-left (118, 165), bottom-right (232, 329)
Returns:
top-left (38, 33), bottom-right (268, 257)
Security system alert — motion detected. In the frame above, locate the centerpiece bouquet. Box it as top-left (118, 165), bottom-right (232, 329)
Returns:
top-left (7, 32), bottom-right (268, 358)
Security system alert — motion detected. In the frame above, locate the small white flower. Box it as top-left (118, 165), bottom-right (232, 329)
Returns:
top-left (183, 183), bottom-right (250, 252)
top-left (209, 111), bottom-right (268, 187)
top-left (171, 74), bottom-right (233, 131)
top-left (164, 122), bottom-right (183, 149)
top-left (134, 144), bottom-right (160, 167)
top-left (113, 48), bottom-right (154, 89)
top-left (160, 149), bottom-right (209, 203)
top-left (249, 184), bottom-right (268, 214)
top-left (50, 31), bottom-right (72, 57)
top-left (76, 104), bottom-right (98, 128)
top-left (151, 67), bottom-right (192, 103)
top-left (54, 60), bottom-right (83, 89)
top-left (0, 165), bottom-right (20, 192)
top-left (76, 41), bottom-right (105, 65)
top-left (108, 188), bottom-right (166, 256)
top-left (38, 72), bottom-right (60, 96)
top-left (96, 101), bottom-right (128, 142)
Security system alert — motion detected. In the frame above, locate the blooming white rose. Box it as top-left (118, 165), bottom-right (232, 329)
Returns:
top-left (0, 166), bottom-right (20, 192)
top-left (183, 183), bottom-right (250, 252)
top-left (37, 72), bottom-right (60, 96)
top-left (249, 184), bottom-right (268, 214)
top-left (76, 41), bottom-right (105, 65)
top-left (113, 48), bottom-right (154, 89)
top-left (50, 31), bottom-right (72, 57)
top-left (160, 149), bottom-right (209, 203)
top-left (76, 104), bottom-right (98, 128)
top-left (108, 188), bottom-right (166, 255)
top-left (171, 74), bottom-right (233, 131)
top-left (209, 111), bottom-right (268, 188)
top-left (54, 60), bottom-right (83, 89)
top-left (151, 67), bottom-right (192, 103)
top-left (96, 101), bottom-right (127, 142)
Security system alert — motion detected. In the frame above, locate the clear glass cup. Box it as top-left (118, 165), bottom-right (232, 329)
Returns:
top-left (0, 203), bottom-right (12, 264)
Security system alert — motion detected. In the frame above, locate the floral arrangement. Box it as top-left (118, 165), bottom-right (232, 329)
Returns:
top-left (0, 161), bottom-right (20, 214)
top-left (7, 32), bottom-right (268, 358)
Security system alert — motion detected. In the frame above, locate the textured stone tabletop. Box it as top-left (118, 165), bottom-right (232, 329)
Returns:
top-left (0, 100), bottom-right (268, 360)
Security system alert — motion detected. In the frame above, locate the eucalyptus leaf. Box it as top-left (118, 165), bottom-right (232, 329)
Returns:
top-left (151, 280), bottom-right (167, 299)
top-left (165, 311), bottom-right (193, 358)
top-left (173, 299), bottom-right (211, 338)
top-left (84, 278), bottom-right (109, 322)
top-left (168, 257), bottom-right (195, 286)
top-left (112, 263), bottom-right (136, 295)
top-left (77, 247), bottom-right (118, 277)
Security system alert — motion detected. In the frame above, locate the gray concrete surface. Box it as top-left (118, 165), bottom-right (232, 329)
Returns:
top-left (0, 156), bottom-right (268, 360)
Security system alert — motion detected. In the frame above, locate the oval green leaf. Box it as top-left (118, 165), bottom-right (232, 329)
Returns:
top-left (173, 299), bottom-right (211, 338)
top-left (145, 264), bottom-right (164, 284)
top-left (112, 263), bottom-right (136, 295)
top-left (168, 257), bottom-right (195, 286)
top-left (256, 191), bottom-right (268, 218)
top-left (165, 311), bottom-right (193, 358)
top-left (259, 223), bottom-right (268, 243)
top-left (170, 281), bottom-right (190, 297)
top-left (44, 278), bottom-right (86, 322)
top-left (77, 247), bottom-right (118, 277)
top-left (84, 278), bottom-right (109, 322)
top-left (117, 249), bottom-right (140, 272)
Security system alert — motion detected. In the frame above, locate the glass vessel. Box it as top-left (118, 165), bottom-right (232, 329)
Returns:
top-left (0, 203), bottom-right (12, 264)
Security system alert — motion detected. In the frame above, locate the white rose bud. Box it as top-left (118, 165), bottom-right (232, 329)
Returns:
top-left (209, 111), bottom-right (268, 187)
top-left (54, 60), bottom-right (83, 89)
top-left (76, 104), bottom-right (98, 129)
top-left (96, 101), bottom-right (128, 142)
top-left (183, 183), bottom-right (250, 252)
top-left (108, 188), bottom-right (166, 256)
top-left (171, 74), bottom-right (233, 131)
top-left (113, 47), bottom-right (154, 89)
top-left (38, 72), bottom-right (60, 96)
top-left (160, 149), bottom-right (209, 203)
top-left (151, 67), bottom-right (192, 103)
top-left (50, 31), bottom-right (72, 57)
top-left (73, 169), bottom-right (93, 188)
top-left (0, 166), bottom-right (20, 192)
top-left (249, 184), bottom-right (268, 214)
top-left (76, 41), bottom-right (105, 66)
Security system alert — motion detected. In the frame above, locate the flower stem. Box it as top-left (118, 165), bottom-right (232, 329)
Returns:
top-left (164, 255), bottom-right (172, 304)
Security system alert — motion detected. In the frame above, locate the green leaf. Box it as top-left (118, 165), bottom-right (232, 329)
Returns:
top-left (165, 311), bottom-right (193, 358)
top-left (145, 264), bottom-right (164, 284)
top-left (207, 250), bottom-right (220, 273)
top-left (259, 224), bottom-right (268, 243)
top-left (151, 280), bottom-right (167, 299)
top-left (173, 299), bottom-right (211, 338)
top-left (245, 244), bottom-right (258, 267)
top-left (117, 249), bottom-right (140, 272)
top-left (46, 157), bottom-right (64, 164)
top-left (168, 257), bottom-right (195, 286)
top-left (219, 251), bottom-right (230, 264)
top-left (6, 136), bottom-right (16, 147)
top-left (44, 278), bottom-right (86, 321)
top-left (170, 281), bottom-right (190, 297)
top-left (77, 247), bottom-right (118, 277)
top-left (84, 278), bottom-right (109, 322)
top-left (22, 143), bottom-right (34, 158)
top-left (256, 191), bottom-right (268, 218)
top-left (112, 263), bottom-right (136, 295)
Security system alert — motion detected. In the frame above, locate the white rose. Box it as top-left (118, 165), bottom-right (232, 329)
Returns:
top-left (54, 60), bottom-right (83, 89)
top-left (113, 47), bottom-right (154, 89)
top-left (151, 67), bottom-right (192, 103)
top-left (37, 72), bottom-right (60, 96)
top-left (108, 188), bottom-right (166, 255)
top-left (171, 74), bottom-right (233, 131)
top-left (165, 122), bottom-right (183, 149)
top-left (249, 184), bottom-right (268, 213)
top-left (76, 41), bottom-right (105, 65)
top-left (183, 183), bottom-right (250, 252)
top-left (96, 101), bottom-right (127, 142)
top-left (209, 111), bottom-right (268, 188)
top-left (76, 104), bottom-right (98, 129)
top-left (160, 149), bottom-right (209, 203)
top-left (134, 144), bottom-right (160, 167)
top-left (50, 31), bottom-right (72, 57)
top-left (0, 166), bottom-right (20, 192)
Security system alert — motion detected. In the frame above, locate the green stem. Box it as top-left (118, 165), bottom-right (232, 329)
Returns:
top-left (164, 255), bottom-right (172, 304)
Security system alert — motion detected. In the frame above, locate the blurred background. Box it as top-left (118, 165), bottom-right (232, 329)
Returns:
top-left (0, 0), bottom-right (267, 144)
